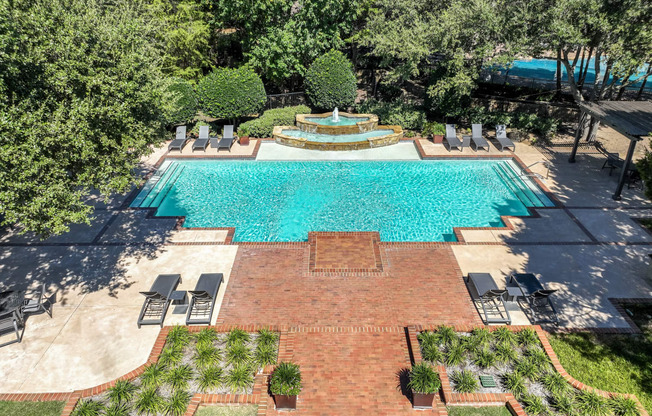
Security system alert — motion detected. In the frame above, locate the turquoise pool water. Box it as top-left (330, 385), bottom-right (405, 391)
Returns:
top-left (281, 129), bottom-right (394, 143)
top-left (305, 115), bottom-right (369, 126)
top-left (131, 159), bottom-right (554, 242)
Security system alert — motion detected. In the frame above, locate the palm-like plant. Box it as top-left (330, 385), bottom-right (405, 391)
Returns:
top-left (162, 390), bottom-right (191, 416)
top-left (134, 387), bottom-right (164, 416)
top-left (540, 372), bottom-right (569, 396)
top-left (421, 343), bottom-right (443, 363)
top-left (104, 402), bottom-right (130, 416)
top-left (445, 342), bottom-right (465, 366)
top-left (502, 372), bottom-right (526, 399)
top-left (255, 342), bottom-right (278, 367)
top-left (141, 363), bottom-right (167, 389)
top-left (71, 399), bottom-right (104, 416)
top-left (551, 391), bottom-right (576, 415)
top-left (166, 325), bottom-right (191, 349)
top-left (472, 349), bottom-right (496, 369)
top-left (227, 342), bottom-right (252, 366)
top-left (197, 366), bottom-right (223, 393)
top-left (492, 327), bottom-right (517, 346)
top-left (521, 392), bottom-right (549, 415)
top-left (517, 328), bottom-right (539, 347)
top-left (270, 362), bottom-right (302, 396)
top-left (469, 327), bottom-right (491, 347)
top-left (226, 328), bottom-right (251, 346)
top-left (106, 380), bottom-right (138, 405)
top-left (226, 364), bottom-right (254, 392)
top-left (406, 362), bottom-right (440, 394)
top-left (195, 327), bottom-right (218, 348)
top-left (524, 346), bottom-right (550, 369)
top-left (417, 331), bottom-right (440, 350)
top-left (576, 390), bottom-right (611, 416)
top-left (450, 370), bottom-right (478, 393)
top-left (436, 325), bottom-right (457, 346)
top-left (256, 328), bottom-right (278, 347)
top-left (158, 345), bottom-right (184, 367)
top-left (194, 343), bottom-right (221, 369)
top-left (515, 357), bottom-right (539, 381)
top-left (165, 364), bottom-right (194, 390)
top-left (494, 342), bottom-right (518, 364)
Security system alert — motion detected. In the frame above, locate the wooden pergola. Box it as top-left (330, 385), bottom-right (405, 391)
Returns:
top-left (568, 100), bottom-right (652, 200)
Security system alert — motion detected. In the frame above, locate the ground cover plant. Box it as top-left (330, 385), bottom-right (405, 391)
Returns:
top-left (418, 326), bottom-right (643, 415)
top-left (195, 405), bottom-right (258, 416)
top-left (71, 327), bottom-right (279, 416)
top-left (446, 406), bottom-right (512, 416)
top-left (0, 401), bottom-right (65, 416)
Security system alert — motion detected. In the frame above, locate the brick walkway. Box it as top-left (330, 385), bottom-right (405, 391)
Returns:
top-left (263, 328), bottom-right (446, 415)
top-left (217, 239), bottom-right (480, 326)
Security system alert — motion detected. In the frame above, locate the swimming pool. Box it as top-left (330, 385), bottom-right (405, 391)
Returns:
top-left (131, 159), bottom-right (554, 242)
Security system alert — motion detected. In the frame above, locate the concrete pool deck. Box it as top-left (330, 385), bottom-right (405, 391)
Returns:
top-left (0, 134), bottom-right (651, 393)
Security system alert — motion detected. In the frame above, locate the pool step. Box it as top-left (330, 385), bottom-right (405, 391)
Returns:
top-left (492, 163), bottom-right (545, 208)
top-left (503, 161), bottom-right (554, 207)
top-left (149, 165), bottom-right (186, 208)
top-left (130, 160), bottom-right (174, 208)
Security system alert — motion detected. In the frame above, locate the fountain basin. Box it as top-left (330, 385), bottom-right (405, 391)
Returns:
top-left (296, 112), bottom-right (378, 134)
top-left (273, 125), bottom-right (403, 151)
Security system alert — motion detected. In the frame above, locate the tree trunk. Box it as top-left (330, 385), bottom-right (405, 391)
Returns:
top-left (556, 48), bottom-right (562, 98)
top-left (586, 116), bottom-right (600, 142)
top-left (637, 73), bottom-right (649, 100)
top-left (578, 46), bottom-right (593, 93)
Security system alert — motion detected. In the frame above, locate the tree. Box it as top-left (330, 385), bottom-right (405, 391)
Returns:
top-left (0, 0), bottom-right (167, 237)
top-left (196, 66), bottom-right (266, 121)
top-left (161, 78), bottom-right (199, 126)
top-left (305, 50), bottom-right (357, 110)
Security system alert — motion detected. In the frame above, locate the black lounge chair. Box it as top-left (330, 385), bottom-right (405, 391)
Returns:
top-left (471, 124), bottom-right (490, 152)
top-left (466, 273), bottom-right (512, 324)
top-left (22, 283), bottom-right (52, 318)
top-left (217, 125), bottom-right (237, 152)
top-left (193, 125), bottom-right (210, 151)
top-left (510, 273), bottom-right (559, 325)
top-left (495, 125), bottom-right (515, 151)
top-left (168, 126), bottom-right (188, 151)
top-left (0, 311), bottom-right (24, 348)
top-left (445, 124), bottom-right (464, 152)
top-left (186, 273), bottom-right (223, 325)
top-left (137, 274), bottom-right (182, 328)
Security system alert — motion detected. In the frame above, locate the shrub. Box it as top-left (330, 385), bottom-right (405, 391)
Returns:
top-left (104, 402), bottom-right (130, 416)
top-left (227, 342), bottom-right (252, 366)
top-left (257, 328), bottom-right (279, 347)
top-left (540, 372), bottom-right (569, 396)
top-left (226, 328), bottom-right (251, 346)
top-left (524, 347), bottom-right (551, 370)
top-left (255, 342), bottom-right (278, 367)
top-left (637, 147), bottom-right (652, 200)
top-left (421, 343), bottom-right (444, 363)
top-left (521, 392), bottom-right (549, 415)
top-left (305, 50), bottom-right (356, 110)
top-left (445, 343), bottom-right (465, 366)
top-left (195, 327), bottom-right (218, 347)
top-left (517, 328), bottom-right (539, 347)
top-left (165, 365), bottom-right (194, 390)
top-left (495, 342), bottom-right (518, 364)
top-left (436, 326), bottom-right (458, 346)
top-left (106, 380), bottom-right (138, 405)
top-left (515, 358), bottom-right (540, 381)
top-left (492, 327), bottom-right (517, 346)
top-left (237, 105), bottom-right (311, 138)
top-left (197, 66), bottom-right (266, 120)
top-left (162, 390), bottom-right (191, 416)
top-left (166, 325), bottom-right (191, 349)
top-left (502, 372), bottom-right (526, 399)
top-left (270, 362), bottom-right (303, 396)
top-left (141, 363), bottom-right (167, 389)
top-left (162, 77), bottom-right (198, 126)
top-left (194, 343), bottom-right (221, 369)
top-left (134, 388), bottom-right (164, 416)
top-left (197, 366), bottom-right (223, 393)
top-left (551, 391), bottom-right (577, 415)
top-left (158, 345), bottom-right (184, 367)
top-left (407, 362), bottom-right (441, 394)
top-left (356, 99), bottom-right (426, 130)
top-left (418, 331), bottom-right (441, 349)
top-left (421, 121), bottom-right (446, 138)
top-left (473, 349), bottom-right (496, 369)
top-left (611, 396), bottom-right (641, 416)
top-left (450, 369), bottom-right (479, 393)
top-left (226, 364), bottom-right (255, 392)
top-left (72, 399), bottom-right (104, 416)
top-left (576, 390), bottom-right (610, 416)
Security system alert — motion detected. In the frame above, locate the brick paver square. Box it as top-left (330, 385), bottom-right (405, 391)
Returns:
top-left (310, 232), bottom-right (381, 271)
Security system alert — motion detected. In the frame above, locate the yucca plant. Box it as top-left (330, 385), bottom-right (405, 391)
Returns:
top-left (517, 328), bottom-right (539, 347)
top-left (255, 342), bottom-right (278, 367)
top-left (502, 372), bottom-right (526, 399)
top-left (165, 364), bottom-right (194, 390)
top-left (106, 380), bottom-right (138, 405)
top-left (134, 387), bottom-right (164, 416)
top-left (550, 391), bottom-right (577, 415)
top-left (256, 328), bottom-right (278, 347)
top-left (576, 390), bottom-right (611, 416)
top-left (417, 331), bottom-right (440, 350)
top-left (473, 349), bottom-right (496, 369)
top-left (227, 341), bottom-right (252, 366)
top-left (437, 326), bottom-right (458, 346)
top-left (515, 357), bottom-right (540, 381)
top-left (525, 346), bottom-right (550, 369)
top-left (71, 399), bottom-right (104, 416)
top-left (194, 343), bottom-right (221, 369)
top-left (162, 390), bottom-right (191, 416)
top-left (470, 328), bottom-right (491, 347)
top-left (226, 328), bottom-right (251, 346)
top-left (450, 369), bottom-right (478, 393)
top-left (494, 342), bottom-right (518, 364)
top-left (158, 345), bottom-right (184, 367)
top-left (445, 342), bottom-right (465, 366)
top-left (226, 364), bottom-right (254, 392)
top-left (166, 325), bottom-right (191, 349)
top-left (492, 327), bottom-right (516, 346)
top-left (521, 392), bottom-right (549, 415)
top-left (540, 372), bottom-right (569, 396)
top-left (197, 366), bottom-right (223, 393)
top-left (421, 343), bottom-right (443, 363)
top-left (462, 335), bottom-right (484, 354)
top-left (140, 363), bottom-right (167, 389)
top-left (270, 362), bottom-right (303, 396)
top-left (611, 396), bottom-right (641, 416)
top-left (195, 327), bottom-right (218, 348)
top-left (407, 362), bottom-right (441, 394)
top-left (104, 402), bottom-right (130, 416)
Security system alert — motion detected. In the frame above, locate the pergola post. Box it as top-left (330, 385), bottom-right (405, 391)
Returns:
top-left (568, 111), bottom-right (585, 163)
top-left (612, 139), bottom-right (638, 200)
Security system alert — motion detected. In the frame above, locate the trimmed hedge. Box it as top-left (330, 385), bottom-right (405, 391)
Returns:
top-left (197, 67), bottom-right (266, 120)
top-left (238, 105), bottom-right (311, 138)
top-left (355, 99), bottom-right (426, 131)
top-left (161, 78), bottom-right (198, 126)
top-left (305, 50), bottom-right (357, 110)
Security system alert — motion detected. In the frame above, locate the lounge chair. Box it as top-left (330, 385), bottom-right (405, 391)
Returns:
top-left (193, 126), bottom-right (210, 151)
top-left (21, 283), bottom-right (52, 318)
top-left (137, 274), bottom-right (182, 328)
top-left (217, 125), bottom-right (237, 152)
top-left (445, 124), bottom-right (464, 152)
top-left (471, 124), bottom-right (490, 151)
top-left (466, 273), bottom-right (512, 324)
top-left (186, 273), bottom-right (224, 325)
top-left (509, 273), bottom-right (559, 324)
top-left (168, 126), bottom-right (188, 151)
top-left (0, 311), bottom-right (24, 348)
top-left (495, 125), bottom-right (515, 151)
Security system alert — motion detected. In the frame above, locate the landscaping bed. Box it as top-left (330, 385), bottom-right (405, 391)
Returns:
top-left (71, 327), bottom-right (278, 416)
top-left (418, 326), bottom-right (642, 416)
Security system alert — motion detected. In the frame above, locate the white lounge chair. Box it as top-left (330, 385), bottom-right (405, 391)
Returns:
top-left (445, 124), bottom-right (464, 152)
top-left (471, 124), bottom-right (490, 151)
top-left (495, 125), bottom-right (515, 151)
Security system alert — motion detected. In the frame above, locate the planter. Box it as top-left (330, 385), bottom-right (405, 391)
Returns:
top-left (412, 391), bottom-right (435, 409)
top-left (274, 394), bottom-right (297, 410)
top-left (432, 134), bottom-right (444, 144)
top-left (239, 136), bottom-right (250, 146)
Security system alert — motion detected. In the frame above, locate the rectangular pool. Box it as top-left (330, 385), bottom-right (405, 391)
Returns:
top-left (131, 159), bottom-right (554, 242)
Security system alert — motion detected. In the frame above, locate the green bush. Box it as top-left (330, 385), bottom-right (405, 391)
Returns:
top-left (421, 121), bottom-right (446, 138)
top-left (637, 147), bottom-right (652, 201)
top-left (197, 67), bottom-right (266, 120)
top-left (356, 99), bottom-right (426, 130)
top-left (238, 105), bottom-right (311, 138)
top-left (270, 362), bottom-right (302, 396)
top-left (407, 362), bottom-right (441, 394)
top-left (450, 369), bottom-right (479, 393)
top-left (305, 50), bottom-right (357, 110)
top-left (162, 78), bottom-right (198, 126)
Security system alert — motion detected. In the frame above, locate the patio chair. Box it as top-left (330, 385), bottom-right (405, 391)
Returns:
top-left (471, 124), bottom-right (490, 151)
top-left (601, 152), bottom-right (624, 176)
top-left (137, 274), bottom-right (182, 328)
top-left (509, 273), bottom-right (559, 325)
top-left (168, 126), bottom-right (188, 152)
top-left (21, 283), bottom-right (52, 318)
top-left (193, 125), bottom-right (210, 151)
top-left (466, 273), bottom-right (512, 324)
top-left (0, 311), bottom-right (24, 348)
top-left (186, 273), bottom-right (224, 325)
top-left (495, 125), bottom-right (515, 151)
top-left (217, 125), bottom-right (237, 152)
top-left (445, 124), bottom-right (464, 152)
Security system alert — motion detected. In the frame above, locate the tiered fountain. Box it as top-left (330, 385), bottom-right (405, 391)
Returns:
top-left (273, 108), bottom-right (403, 150)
